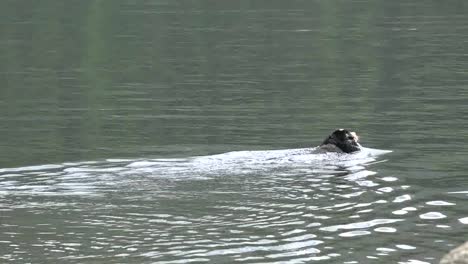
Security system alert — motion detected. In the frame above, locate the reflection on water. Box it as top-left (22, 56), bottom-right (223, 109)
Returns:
top-left (0, 148), bottom-right (465, 263)
top-left (2, 0), bottom-right (468, 263)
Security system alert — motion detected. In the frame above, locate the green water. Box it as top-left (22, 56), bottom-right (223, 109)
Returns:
top-left (1, 1), bottom-right (468, 263)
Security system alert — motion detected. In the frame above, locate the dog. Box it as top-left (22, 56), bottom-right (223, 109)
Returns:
top-left (318, 129), bottom-right (361, 153)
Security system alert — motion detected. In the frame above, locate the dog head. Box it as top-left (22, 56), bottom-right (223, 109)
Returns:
top-left (321, 129), bottom-right (361, 153)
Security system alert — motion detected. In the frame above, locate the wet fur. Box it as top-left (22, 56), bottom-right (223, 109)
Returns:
top-left (319, 129), bottom-right (361, 153)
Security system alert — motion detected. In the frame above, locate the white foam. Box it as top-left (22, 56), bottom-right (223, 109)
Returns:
top-left (189, 147), bottom-right (390, 174)
top-left (0, 146), bottom-right (392, 198)
top-left (0, 164), bottom-right (64, 173)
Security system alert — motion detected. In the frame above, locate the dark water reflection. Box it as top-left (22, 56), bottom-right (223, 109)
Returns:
top-left (1, 0), bottom-right (468, 263)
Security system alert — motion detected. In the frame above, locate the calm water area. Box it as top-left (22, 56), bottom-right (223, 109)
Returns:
top-left (1, 1), bottom-right (468, 263)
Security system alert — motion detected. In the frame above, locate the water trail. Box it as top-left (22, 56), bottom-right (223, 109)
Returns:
top-left (0, 147), bottom-right (401, 263)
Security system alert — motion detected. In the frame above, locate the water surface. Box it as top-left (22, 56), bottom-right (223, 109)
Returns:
top-left (1, 1), bottom-right (468, 263)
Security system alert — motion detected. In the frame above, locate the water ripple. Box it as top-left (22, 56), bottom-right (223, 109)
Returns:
top-left (320, 219), bottom-right (403, 232)
top-left (419, 212), bottom-right (447, 220)
top-left (0, 146), bottom-right (456, 263)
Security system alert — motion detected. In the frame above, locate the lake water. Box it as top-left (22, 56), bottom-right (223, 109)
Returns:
top-left (1, 1), bottom-right (468, 263)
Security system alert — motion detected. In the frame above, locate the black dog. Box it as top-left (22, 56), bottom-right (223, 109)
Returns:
top-left (319, 129), bottom-right (361, 153)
